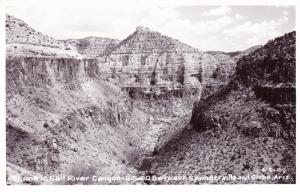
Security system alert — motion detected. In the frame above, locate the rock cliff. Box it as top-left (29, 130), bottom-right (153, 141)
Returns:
top-left (97, 26), bottom-right (223, 100)
top-left (5, 15), bottom-right (163, 183)
top-left (6, 14), bottom-right (244, 184)
top-left (192, 31), bottom-right (296, 137)
top-left (179, 32), bottom-right (296, 184)
top-left (146, 32), bottom-right (296, 184)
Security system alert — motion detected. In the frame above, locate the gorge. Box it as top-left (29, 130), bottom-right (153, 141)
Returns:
top-left (5, 14), bottom-right (296, 184)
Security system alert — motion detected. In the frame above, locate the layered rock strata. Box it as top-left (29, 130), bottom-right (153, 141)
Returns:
top-left (96, 27), bottom-right (224, 100)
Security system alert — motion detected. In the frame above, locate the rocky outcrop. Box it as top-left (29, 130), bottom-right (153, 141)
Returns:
top-left (254, 83), bottom-right (295, 104)
top-left (6, 57), bottom-right (98, 91)
top-left (6, 14), bottom-right (61, 47)
top-left (190, 81), bottom-right (237, 132)
top-left (6, 53), bottom-right (154, 176)
top-left (7, 15), bottom-right (226, 183)
top-left (62, 37), bottom-right (120, 58)
top-left (191, 31), bottom-right (296, 140)
top-left (5, 14), bottom-right (252, 184)
top-left (97, 26), bottom-right (222, 99)
top-left (161, 81), bottom-right (295, 184)
top-left (5, 15), bottom-right (159, 181)
top-left (6, 14), bottom-right (81, 58)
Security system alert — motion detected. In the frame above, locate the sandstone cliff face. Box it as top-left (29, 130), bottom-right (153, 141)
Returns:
top-left (62, 37), bottom-right (120, 58)
top-left (6, 54), bottom-right (158, 179)
top-left (6, 57), bottom-right (98, 91)
top-left (98, 26), bottom-right (222, 99)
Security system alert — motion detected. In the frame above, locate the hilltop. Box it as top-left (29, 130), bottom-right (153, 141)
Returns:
top-left (110, 26), bottom-right (200, 54)
top-left (5, 14), bottom-right (81, 58)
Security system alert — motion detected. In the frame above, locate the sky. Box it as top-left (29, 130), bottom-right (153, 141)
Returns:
top-left (6, 1), bottom-right (295, 52)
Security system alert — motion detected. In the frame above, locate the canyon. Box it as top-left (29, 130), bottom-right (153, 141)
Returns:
top-left (6, 14), bottom-right (295, 184)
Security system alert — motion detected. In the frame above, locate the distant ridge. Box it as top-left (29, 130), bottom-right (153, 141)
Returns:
top-left (5, 14), bottom-right (81, 58)
top-left (62, 36), bottom-right (120, 58)
top-left (109, 26), bottom-right (200, 54)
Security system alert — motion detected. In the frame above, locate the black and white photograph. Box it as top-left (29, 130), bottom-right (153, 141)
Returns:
top-left (1, 0), bottom-right (298, 191)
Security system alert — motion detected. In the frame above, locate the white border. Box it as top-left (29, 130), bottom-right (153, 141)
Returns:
top-left (2, 0), bottom-right (299, 6)
top-left (0, 0), bottom-right (298, 192)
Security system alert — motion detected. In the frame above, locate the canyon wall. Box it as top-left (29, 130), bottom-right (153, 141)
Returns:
top-left (5, 15), bottom-right (158, 181)
top-left (6, 55), bottom-right (157, 178)
top-left (6, 15), bottom-right (236, 183)
top-left (97, 27), bottom-right (221, 100)
top-left (191, 31), bottom-right (296, 139)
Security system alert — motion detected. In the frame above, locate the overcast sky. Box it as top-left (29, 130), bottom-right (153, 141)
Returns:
top-left (6, 2), bottom-right (295, 52)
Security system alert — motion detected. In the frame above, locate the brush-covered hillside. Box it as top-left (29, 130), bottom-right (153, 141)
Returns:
top-left (150, 31), bottom-right (296, 184)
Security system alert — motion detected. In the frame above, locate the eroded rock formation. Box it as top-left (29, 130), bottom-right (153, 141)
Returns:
top-left (95, 26), bottom-right (224, 100)
top-left (6, 14), bottom-right (244, 184)
top-left (5, 15), bottom-right (158, 181)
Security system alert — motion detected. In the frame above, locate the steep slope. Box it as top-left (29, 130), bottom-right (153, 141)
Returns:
top-left (150, 32), bottom-right (296, 184)
top-left (236, 32), bottom-right (295, 86)
top-left (95, 26), bottom-right (224, 149)
top-left (207, 45), bottom-right (262, 62)
top-left (5, 15), bottom-right (173, 184)
top-left (6, 14), bottom-right (242, 185)
top-left (6, 14), bottom-right (81, 58)
top-left (233, 45), bottom-right (262, 61)
top-left (98, 26), bottom-right (221, 99)
top-left (202, 45), bottom-right (261, 97)
top-left (110, 26), bottom-right (199, 54)
top-left (62, 37), bottom-right (120, 58)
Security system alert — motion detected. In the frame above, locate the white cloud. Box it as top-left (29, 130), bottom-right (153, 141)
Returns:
top-left (202, 6), bottom-right (232, 16)
top-left (138, 11), bottom-right (236, 51)
top-left (222, 16), bottom-right (289, 50)
top-left (6, 5), bottom-right (293, 52)
top-left (279, 15), bottom-right (288, 23)
top-left (235, 14), bottom-right (244, 20)
top-left (283, 10), bottom-right (289, 15)
top-left (223, 16), bottom-right (288, 37)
